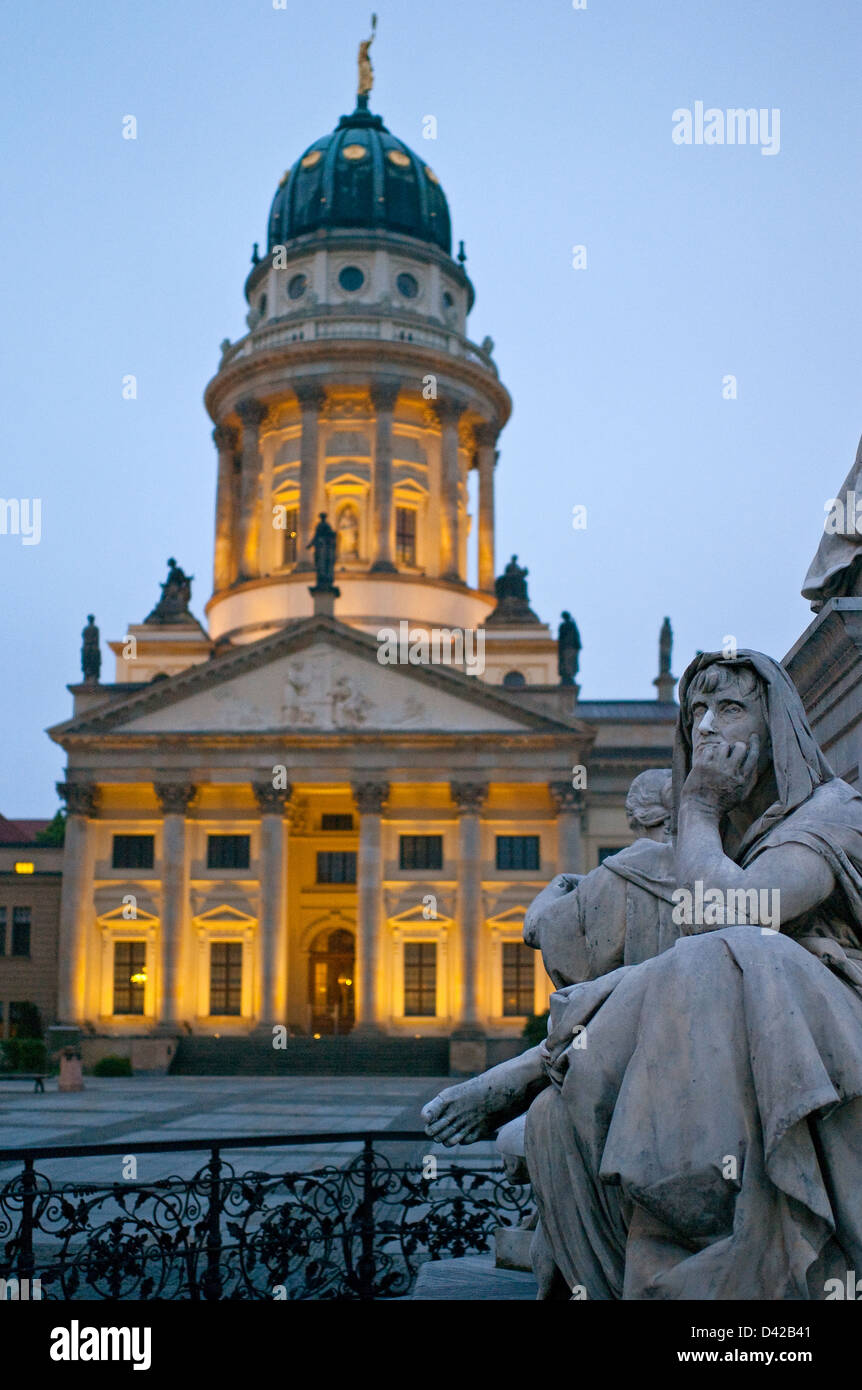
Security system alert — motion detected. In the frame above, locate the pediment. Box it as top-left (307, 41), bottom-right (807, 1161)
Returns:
top-left (193, 902), bottom-right (257, 926)
top-left (52, 617), bottom-right (586, 740)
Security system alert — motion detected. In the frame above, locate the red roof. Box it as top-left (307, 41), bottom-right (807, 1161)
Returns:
top-left (0, 816), bottom-right (51, 846)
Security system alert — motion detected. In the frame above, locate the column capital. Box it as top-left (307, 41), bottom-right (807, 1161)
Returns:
top-left (212, 422), bottom-right (238, 452)
top-left (253, 780), bottom-right (292, 814)
top-left (433, 394), bottom-right (469, 426)
top-left (235, 397), bottom-right (268, 429)
top-left (57, 781), bottom-right (100, 817)
top-left (548, 781), bottom-right (583, 813)
top-left (294, 379), bottom-right (327, 410)
top-left (369, 377), bottom-right (401, 412)
top-left (474, 420), bottom-right (500, 450)
top-left (352, 781), bottom-right (390, 815)
top-left (450, 781), bottom-right (488, 814)
top-left (154, 782), bottom-right (197, 816)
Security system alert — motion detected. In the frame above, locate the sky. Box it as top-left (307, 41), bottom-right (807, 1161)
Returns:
top-left (0, 0), bottom-right (860, 814)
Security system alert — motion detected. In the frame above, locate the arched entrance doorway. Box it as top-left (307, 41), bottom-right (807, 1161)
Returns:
top-left (308, 927), bottom-right (356, 1035)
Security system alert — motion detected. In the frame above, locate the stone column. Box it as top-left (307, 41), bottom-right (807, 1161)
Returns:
top-left (253, 780), bottom-right (290, 1028)
top-left (435, 396), bottom-right (467, 583)
top-left (451, 781), bottom-right (488, 1046)
top-left (370, 377), bottom-right (400, 572)
top-left (56, 782), bottom-right (99, 1024)
top-left (212, 423), bottom-right (238, 591)
top-left (155, 782), bottom-right (195, 1032)
top-left (549, 782), bottom-right (584, 874)
top-left (236, 399), bottom-right (268, 581)
top-left (295, 380), bottom-right (326, 571)
top-left (475, 422), bottom-right (498, 594)
top-left (352, 781), bottom-right (389, 1034)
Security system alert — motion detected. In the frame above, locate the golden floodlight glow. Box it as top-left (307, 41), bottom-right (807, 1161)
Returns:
top-left (130, 971), bottom-right (147, 986)
top-left (14, 862), bottom-right (34, 874)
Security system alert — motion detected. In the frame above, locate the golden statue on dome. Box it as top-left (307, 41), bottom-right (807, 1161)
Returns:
top-left (357, 14), bottom-right (377, 97)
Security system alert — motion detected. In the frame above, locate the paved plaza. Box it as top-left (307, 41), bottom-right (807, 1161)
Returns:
top-left (0, 1075), bottom-right (499, 1184)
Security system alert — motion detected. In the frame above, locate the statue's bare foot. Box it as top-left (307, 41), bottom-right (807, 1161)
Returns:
top-left (422, 1077), bottom-right (498, 1146)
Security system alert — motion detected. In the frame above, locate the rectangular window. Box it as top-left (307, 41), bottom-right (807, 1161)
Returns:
top-left (0, 907), bottom-right (6, 956)
top-left (321, 813), bottom-right (354, 832)
top-left (495, 836), bottom-right (540, 872)
top-left (113, 942), bottom-right (146, 1016)
top-left (502, 941), bottom-right (535, 1016)
top-left (404, 943), bottom-right (437, 1017)
top-left (597, 847), bottom-right (623, 865)
top-left (399, 835), bottom-right (443, 871)
top-left (210, 942), bottom-right (243, 1016)
top-left (11, 908), bottom-right (30, 958)
top-left (207, 835), bottom-right (251, 871)
top-left (112, 834), bottom-right (155, 870)
top-left (9, 1003), bottom-right (31, 1039)
top-left (282, 507), bottom-right (299, 566)
top-left (316, 851), bottom-right (357, 884)
top-left (395, 507), bottom-right (417, 566)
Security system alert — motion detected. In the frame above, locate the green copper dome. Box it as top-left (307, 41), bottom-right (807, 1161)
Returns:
top-left (267, 98), bottom-right (452, 256)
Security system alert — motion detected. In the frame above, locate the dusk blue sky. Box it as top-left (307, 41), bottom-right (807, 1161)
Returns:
top-left (1, 0), bottom-right (859, 814)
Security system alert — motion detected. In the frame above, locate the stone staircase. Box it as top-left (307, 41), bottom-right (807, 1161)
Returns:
top-left (169, 1034), bottom-right (451, 1076)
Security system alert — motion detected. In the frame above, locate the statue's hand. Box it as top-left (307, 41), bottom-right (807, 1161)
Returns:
top-left (683, 735), bottom-right (760, 815)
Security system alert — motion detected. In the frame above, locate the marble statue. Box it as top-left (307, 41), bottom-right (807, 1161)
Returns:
top-left (802, 433), bottom-right (862, 610)
top-left (424, 649), bottom-right (862, 1299)
top-left (625, 767), bottom-right (672, 840)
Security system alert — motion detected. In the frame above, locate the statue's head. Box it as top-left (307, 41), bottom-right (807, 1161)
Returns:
top-left (683, 660), bottom-right (771, 779)
top-left (625, 769), bottom-right (673, 839)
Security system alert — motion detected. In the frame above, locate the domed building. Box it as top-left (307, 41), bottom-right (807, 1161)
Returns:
top-left (45, 58), bottom-right (677, 1072)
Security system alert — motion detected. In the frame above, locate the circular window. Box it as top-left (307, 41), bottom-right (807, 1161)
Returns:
top-left (397, 272), bottom-right (419, 300)
top-left (341, 143), bottom-right (367, 161)
top-left (502, 670), bottom-right (526, 689)
top-left (287, 273), bottom-right (307, 301)
top-left (387, 149), bottom-right (411, 168)
top-left (338, 265), bottom-right (365, 292)
top-left (301, 149), bottom-right (323, 169)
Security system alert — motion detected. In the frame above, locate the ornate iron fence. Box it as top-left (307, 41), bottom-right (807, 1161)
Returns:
top-left (0, 1131), bottom-right (533, 1300)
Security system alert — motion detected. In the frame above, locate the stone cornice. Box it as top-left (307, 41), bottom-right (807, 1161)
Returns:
top-left (235, 397), bottom-right (268, 429)
top-left (205, 340), bottom-right (511, 434)
top-left (212, 423), bottom-right (238, 452)
top-left (48, 614), bottom-right (595, 743)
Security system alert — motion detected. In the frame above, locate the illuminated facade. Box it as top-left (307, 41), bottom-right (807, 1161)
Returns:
top-left (49, 77), bottom-right (677, 1057)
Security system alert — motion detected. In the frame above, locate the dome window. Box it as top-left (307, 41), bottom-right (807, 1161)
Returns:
top-left (424, 166), bottom-right (440, 184)
top-left (338, 265), bottom-right (365, 293)
top-left (258, 293), bottom-right (267, 318)
top-left (387, 149), bottom-right (411, 168)
top-left (397, 272), bottom-right (419, 300)
top-left (442, 291), bottom-right (455, 310)
top-left (301, 149), bottom-right (323, 168)
top-left (288, 273), bottom-right (308, 301)
top-left (341, 143), bottom-right (367, 161)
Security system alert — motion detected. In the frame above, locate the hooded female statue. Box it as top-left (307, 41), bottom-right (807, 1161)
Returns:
top-left (424, 650), bottom-right (862, 1299)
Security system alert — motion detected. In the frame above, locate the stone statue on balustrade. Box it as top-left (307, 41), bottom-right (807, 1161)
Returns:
top-left (425, 649), bottom-right (862, 1299)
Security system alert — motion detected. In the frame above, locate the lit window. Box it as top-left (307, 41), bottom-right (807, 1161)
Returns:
top-left (395, 507), bottom-right (417, 566)
top-left (210, 943), bottom-right (242, 1016)
top-left (399, 835), bottom-right (443, 871)
top-left (281, 507), bottom-right (299, 565)
top-left (316, 852), bottom-right (357, 884)
top-left (404, 943), bottom-right (436, 1017)
top-left (502, 942), bottom-right (534, 1016)
top-left (113, 942), bottom-right (146, 1016)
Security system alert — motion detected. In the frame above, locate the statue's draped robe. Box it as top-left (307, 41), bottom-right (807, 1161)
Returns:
top-left (525, 651), bottom-right (862, 1299)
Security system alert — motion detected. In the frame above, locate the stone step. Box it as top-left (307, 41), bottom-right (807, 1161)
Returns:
top-left (410, 1254), bottom-right (537, 1300)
